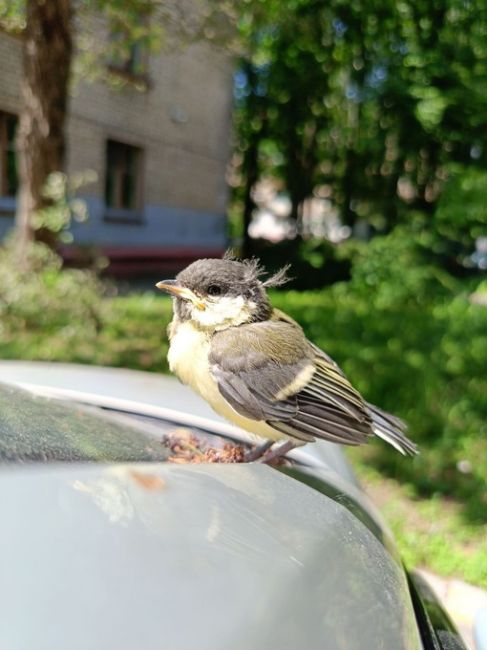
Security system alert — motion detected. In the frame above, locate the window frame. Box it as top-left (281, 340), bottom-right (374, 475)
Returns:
top-left (0, 111), bottom-right (18, 201)
top-left (106, 20), bottom-right (151, 89)
top-left (104, 138), bottom-right (144, 224)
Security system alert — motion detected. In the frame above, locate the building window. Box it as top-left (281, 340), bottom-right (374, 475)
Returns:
top-left (107, 24), bottom-right (148, 79)
top-left (110, 40), bottom-right (146, 77)
top-left (105, 140), bottom-right (142, 216)
top-left (0, 112), bottom-right (18, 198)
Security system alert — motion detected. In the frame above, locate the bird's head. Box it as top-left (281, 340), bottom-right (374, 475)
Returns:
top-left (156, 257), bottom-right (289, 331)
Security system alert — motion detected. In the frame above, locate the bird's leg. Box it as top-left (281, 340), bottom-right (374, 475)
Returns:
top-left (257, 439), bottom-right (298, 464)
top-left (244, 440), bottom-right (274, 462)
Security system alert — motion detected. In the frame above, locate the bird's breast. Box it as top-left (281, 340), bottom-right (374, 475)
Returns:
top-left (167, 320), bottom-right (214, 394)
top-left (167, 320), bottom-right (238, 419)
top-left (167, 319), bottom-right (287, 442)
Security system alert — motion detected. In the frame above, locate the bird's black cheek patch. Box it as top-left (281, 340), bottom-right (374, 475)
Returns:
top-left (174, 298), bottom-right (192, 321)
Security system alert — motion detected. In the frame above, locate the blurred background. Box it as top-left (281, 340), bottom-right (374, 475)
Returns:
top-left (0, 0), bottom-right (485, 599)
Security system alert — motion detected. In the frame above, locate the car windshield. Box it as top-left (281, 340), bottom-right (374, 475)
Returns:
top-left (0, 383), bottom-right (239, 464)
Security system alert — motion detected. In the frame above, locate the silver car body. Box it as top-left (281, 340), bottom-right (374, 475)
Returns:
top-left (0, 361), bottom-right (422, 650)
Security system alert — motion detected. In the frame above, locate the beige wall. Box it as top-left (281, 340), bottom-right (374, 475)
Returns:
top-left (0, 24), bottom-right (233, 251)
top-left (67, 41), bottom-right (233, 214)
top-left (0, 32), bottom-right (22, 112)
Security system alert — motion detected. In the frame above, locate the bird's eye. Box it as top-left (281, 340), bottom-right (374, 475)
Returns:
top-left (207, 284), bottom-right (222, 296)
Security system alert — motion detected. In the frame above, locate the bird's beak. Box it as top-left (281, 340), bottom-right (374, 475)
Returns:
top-left (155, 280), bottom-right (206, 310)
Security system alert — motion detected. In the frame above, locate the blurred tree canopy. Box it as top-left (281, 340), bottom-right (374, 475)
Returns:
top-left (231, 0), bottom-right (487, 269)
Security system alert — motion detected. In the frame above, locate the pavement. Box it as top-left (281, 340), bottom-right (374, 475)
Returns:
top-left (418, 569), bottom-right (487, 649)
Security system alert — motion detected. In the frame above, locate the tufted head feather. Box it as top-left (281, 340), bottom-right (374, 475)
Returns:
top-left (160, 257), bottom-right (291, 329)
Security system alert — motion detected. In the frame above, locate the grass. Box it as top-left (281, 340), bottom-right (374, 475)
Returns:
top-left (349, 448), bottom-right (487, 590)
top-left (0, 292), bottom-right (172, 371)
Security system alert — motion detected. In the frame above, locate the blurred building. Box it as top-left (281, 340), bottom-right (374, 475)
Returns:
top-left (0, 26), bottom-right (232, 274)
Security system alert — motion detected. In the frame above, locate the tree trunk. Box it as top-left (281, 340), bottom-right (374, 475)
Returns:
top-left (16, 0), bottom-right (73, 258)
top-left (241, 140), bottom-right (258, 259)
top-left (239, 60), bottom-right (267, 259)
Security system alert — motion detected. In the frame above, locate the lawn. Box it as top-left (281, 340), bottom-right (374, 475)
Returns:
top-left (350, 450), bottom-right (487, 589)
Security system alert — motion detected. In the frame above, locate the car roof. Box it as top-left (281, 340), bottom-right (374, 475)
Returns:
top-left (0, 361), bottom-right (421, 649)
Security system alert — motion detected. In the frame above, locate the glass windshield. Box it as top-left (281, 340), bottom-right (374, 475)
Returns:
top-left (0, 383), bottom-right (234, 464)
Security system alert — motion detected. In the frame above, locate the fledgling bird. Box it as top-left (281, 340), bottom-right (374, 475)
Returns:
top-left (156, 258), bottom-right (418, 462)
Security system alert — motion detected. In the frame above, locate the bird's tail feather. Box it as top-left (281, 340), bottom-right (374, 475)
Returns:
top-left (367, 403), bottom-right (418, 456)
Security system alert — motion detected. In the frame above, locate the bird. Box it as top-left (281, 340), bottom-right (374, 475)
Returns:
top-left (156, 257), bottom-right (418, 463)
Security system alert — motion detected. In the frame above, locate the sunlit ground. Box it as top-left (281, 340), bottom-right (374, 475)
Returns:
top-left (349, 448), bottom-right (487, 590)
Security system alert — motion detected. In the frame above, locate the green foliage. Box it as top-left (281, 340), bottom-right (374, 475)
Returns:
top-left (94, 293), bottom-right (171, 371)
top-left (231, 0), bottom-right (487, 260)
top-left (0, 238), bottom-right (106, 360)
top-left (345, 223), bottom-right (460, 307)
top-left (251, 237), bottom-right (351, 289)
top-left (434, 166), bottom-right (487, 259)
top-left (75, 0), bottom-right (166, 88)
top-left (0, 0), bottom-right (25, 32)
top-left (0, 271), bottom-right (171, 371)
top-left (34, 171), bottom-right (97, 243)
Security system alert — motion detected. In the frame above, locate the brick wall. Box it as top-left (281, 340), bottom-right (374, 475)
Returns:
top-left (0, 22), bottom-right (233, 263)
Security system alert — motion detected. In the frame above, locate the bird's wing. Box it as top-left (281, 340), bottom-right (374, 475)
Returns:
top-left (209, 319), bottom-right (312, 439)
top-left (272, 309), bottom-right (416, 454)
top-left (209, 318), bottom-right (374, 446)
